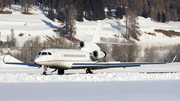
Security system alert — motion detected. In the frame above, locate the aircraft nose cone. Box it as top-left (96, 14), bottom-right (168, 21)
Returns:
top-left (34, 56), bottom-right (40, 64)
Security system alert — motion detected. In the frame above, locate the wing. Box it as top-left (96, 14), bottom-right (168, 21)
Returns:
top-left (3, 56), bottom-right (38, 67)
top-left (4, 62), bottom-right (38, 67)
top-left (72, 62), bottom-right (167, 69)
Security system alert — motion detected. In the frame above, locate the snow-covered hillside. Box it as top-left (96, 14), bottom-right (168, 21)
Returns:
top-left (1, 4), bottom-right (180, 47)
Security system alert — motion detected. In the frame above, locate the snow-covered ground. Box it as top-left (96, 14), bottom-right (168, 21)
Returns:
top-left (1, 81), bottom-right (180, 101)
top-left (0, 55), bottom-right (180, 101)
top-left (1, 63), bottom-right (180, 83)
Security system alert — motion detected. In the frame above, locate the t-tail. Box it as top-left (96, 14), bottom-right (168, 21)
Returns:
top-left (90, 21), bottom-right (132, 45)
top-left (77, 21), bottom-right (131, 61)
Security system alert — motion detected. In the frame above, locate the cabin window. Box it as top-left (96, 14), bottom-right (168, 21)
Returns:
top-left (63, 54), bottom-right (86, 57)
top-left (38, 52), bottom-right (41, 55)
top-left (48, 52), bottom-right (52, 55)
top-left (42, 52), bottom-right (47, 55)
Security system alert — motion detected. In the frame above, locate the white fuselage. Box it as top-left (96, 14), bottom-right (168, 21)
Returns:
top-left (34, 49), bottom-right (93, 69)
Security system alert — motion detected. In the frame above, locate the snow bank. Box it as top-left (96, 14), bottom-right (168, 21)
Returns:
top-left (0, 72), bottom-right (180, 83)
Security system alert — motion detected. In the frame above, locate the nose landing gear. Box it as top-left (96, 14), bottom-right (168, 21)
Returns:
top-left (42, 65), bottom-right (47, 75)
top-left (41, 65), bottom-right (65, 75)
top-left (86, 67), bottom-right (93, 74)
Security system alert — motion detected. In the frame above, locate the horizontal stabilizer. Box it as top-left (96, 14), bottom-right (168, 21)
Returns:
top-left (96, 41), bottom-right (132, 45)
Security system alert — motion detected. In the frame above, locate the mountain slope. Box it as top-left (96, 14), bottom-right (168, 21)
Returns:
top-left (1, 4), bottom-right (180, 47)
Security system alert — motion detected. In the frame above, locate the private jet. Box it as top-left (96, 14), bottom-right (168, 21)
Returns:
top-left (5, 21), bottom-right (170, 75)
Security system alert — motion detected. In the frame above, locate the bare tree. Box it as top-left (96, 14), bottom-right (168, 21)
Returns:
top-left (64, 4), bottom-right (76, 37)
top-left (112, 41), bottom-right (139, 62)
top-left (21, 0), bottom-right (34, 13)
top-left (19, 40), bottom-right (32, 62)
top-left (0, 0), bottom-right (4, 11)
top-left (44, 35), bottom-right (71, 49)
top-left (99, 44), bottom-right (111, 62)
top-left (165, 45), bottom-right (180, 62)
top-left (150, 6), bottom-right (156, 21)
top-left (144, 46), bottom-right (159, 62)
top-left (31, 36), bottom-right (42, 61)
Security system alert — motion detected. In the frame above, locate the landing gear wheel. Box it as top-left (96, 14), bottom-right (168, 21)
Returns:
top-left (86, 67), bottom-right (93, 74)
top-left (42, 65), bottom-right (47, 75)
top-left (58, 69), bottom-right (64, 75)
top-left (43, 72), bottom-right (47, 75)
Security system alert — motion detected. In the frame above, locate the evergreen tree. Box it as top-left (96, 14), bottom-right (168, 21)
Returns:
top-left (157, 12), bottom-right (161, 22)
top-left (107, 3), bottom-right (112, 19)
top-left (55, 0), bottom-right (62, 13)
top-left (76, 0), bottom-right (84, 22)
top-left (84, 0), bottom-right (91, 20)
top-left (57, 10), bottom-right (65, 23)
top-left (122, 6), bottom-right (126, 15)
top-left (90, 0), bottom-right (98, 20)
top-left (178, 10), bottom-right (180, 21)
top-left (162, 13), bottom-right (166, 23)
top-left (99, 0), bottom-right (105, 20)
top-left (142, 0), bottom-right (149, 18)
top-left (47, 3), bottom-right (55, 21)
top-left (65, 0), bottom-right (70, 6)
top-left (90, 0), bottom-right (105, 20)
top-left (116, 6), bottom-right (123, 19)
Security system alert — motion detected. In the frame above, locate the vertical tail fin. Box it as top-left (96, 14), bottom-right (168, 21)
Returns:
top-left (91, 21), bottom-right (102, 43)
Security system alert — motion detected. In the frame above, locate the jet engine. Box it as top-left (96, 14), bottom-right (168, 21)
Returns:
top-left (78, 41), bottom-right (85, 48)
top-left (92, 50), bottom-right (107, 59)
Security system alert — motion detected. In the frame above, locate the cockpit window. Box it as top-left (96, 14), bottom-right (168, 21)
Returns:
top-left (38, 52), bottom-right (41, 55)
top-left (48, 52), bottom-right (52, 55)
top-left (42, 52), bottom-right (47, 55)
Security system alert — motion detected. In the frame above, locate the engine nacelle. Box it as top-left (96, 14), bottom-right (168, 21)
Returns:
top-left (78, 41), bottom-right (85, 48)
top-left (92, 50), bottom-right (107, 59)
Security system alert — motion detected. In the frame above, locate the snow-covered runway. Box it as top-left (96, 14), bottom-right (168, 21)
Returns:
top-left (1, 62), bottom-right (180, 82)
top-left (0, 57), bottom-right (180, 100)
top-left (1, 81), bottom-right (180, 101)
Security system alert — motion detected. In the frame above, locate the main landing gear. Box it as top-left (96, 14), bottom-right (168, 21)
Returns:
top-left (57, 69), bottom-right (64, 75)
top-left (51, 68), bottom-right (64, 75)
top-left (86, 67), bottom-right (93, 74)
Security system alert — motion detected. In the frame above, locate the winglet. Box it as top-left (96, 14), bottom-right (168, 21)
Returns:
top-left (3, 55), bottom-right (6, 63)
top-left (171, 55), bottom-right (177, 63)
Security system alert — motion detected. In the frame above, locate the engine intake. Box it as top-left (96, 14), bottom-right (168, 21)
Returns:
top-left (78, 41), bottom-right (84, 48)
top-left (92, 51), bottom-right (106, 59)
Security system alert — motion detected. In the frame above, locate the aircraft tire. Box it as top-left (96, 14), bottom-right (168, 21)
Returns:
top-left (58, 69), bottom-right (64, 75)
top-left (43, 72), bottom-right (47, 75)
top-left (86, 67), bottom-right (93, 74)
